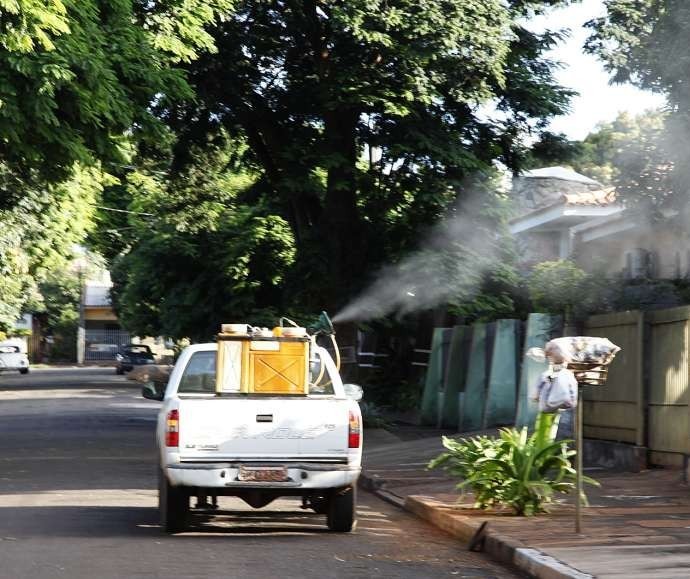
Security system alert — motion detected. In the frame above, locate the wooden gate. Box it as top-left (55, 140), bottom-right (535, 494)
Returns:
top-left (647, 307), bottom-right (690, 466)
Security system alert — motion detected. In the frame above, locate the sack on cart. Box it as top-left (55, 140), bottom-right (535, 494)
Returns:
top-left (535, 368), bottom-right (578, 413)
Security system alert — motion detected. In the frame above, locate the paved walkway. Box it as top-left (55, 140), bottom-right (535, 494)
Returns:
top-left (362, 428), bottom-right (690, 578)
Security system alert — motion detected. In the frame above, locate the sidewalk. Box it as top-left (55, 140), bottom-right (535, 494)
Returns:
top-left (362, 427), bottom-right (690, 579)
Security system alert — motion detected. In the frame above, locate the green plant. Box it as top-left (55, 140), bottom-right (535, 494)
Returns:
top-left (527, 260), bottom-right (589, 318)
top-left (429, 414), bottom-right (599, 516)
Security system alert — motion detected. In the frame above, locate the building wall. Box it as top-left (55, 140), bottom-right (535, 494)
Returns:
top-left (517, 230), bottom-right (562, 265)
top-left (84, 307), bottom-right (118, 322)
top-left (577, 223), bottom-right (690, 279)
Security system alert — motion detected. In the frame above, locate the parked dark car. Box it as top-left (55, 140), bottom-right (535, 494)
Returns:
top-left (115, 344), bottom-right (155, 374)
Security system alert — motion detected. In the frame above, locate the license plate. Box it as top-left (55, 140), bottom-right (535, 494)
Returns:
top-left (238, 466), bottom-right (288, 482)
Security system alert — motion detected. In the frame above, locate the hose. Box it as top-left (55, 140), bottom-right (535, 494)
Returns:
top-left (330, 334), bottom-right (341, 372)
top-left (311, 337), bottom-right (326, 386)
top-left (309, 336), bottom-right (340, 390)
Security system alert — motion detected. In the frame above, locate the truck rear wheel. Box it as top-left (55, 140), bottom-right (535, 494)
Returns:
top-left (159, 469), bottom-right (189, 534)
top-left (327, 486), bottom-right (356, 532)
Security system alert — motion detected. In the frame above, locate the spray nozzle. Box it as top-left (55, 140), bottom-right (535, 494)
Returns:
top-left (309, 311), bottom-right (335, 336)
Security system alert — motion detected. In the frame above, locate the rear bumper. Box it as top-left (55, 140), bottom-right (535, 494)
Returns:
top-left (165, 462), bottom-right (361, 490)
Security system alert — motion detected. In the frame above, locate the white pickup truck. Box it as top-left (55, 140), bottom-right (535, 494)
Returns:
top-left (143, 343), bottom-right (363, 534)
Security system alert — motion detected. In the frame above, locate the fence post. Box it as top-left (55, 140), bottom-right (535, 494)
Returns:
top-left (484, 319), bottom-right (520, 428)
top-left (440, 326), bottom-right (471, 429)
top-left (459, 323), bottom-right (489, 432)
top-left (420, 328), bottom-right (447, 426)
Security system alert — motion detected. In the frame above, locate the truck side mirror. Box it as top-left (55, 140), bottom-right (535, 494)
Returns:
top-left (343, 383), bottom-right (363, 401)
top-left (142, 381), bottom-right (165, 401)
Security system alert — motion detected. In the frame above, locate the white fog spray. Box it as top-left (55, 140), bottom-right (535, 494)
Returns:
top-left (333, 183), bottom-right (509, 323)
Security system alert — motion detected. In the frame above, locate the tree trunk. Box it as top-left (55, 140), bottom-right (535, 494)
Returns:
top-left (323, 109), bottom-right (364, 307)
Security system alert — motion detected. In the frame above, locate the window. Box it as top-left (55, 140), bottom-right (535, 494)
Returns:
top-left (178, 349), bottom-right (336, 395)
top-left (178, 351), bottom-right (216, 394)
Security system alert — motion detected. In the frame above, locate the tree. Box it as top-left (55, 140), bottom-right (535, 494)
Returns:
top-left (158, 0), bottom-right (576, 309)
top-left (527, 111), bottom-right (668, 187)
top-left (0, 164), bottom-right (103, 330)
top-left (0, 223), bottom-right (36, 331)
top-left (0, 0), bottom-right (232, 202)
top-left (107, 145), bottom-right (298, 341)
top-left (36, 268), bottom-right (81, 361)
top-left (586, 2), bottom-right (690, 212)
top-left (0, 0), bottom-right (235, 334)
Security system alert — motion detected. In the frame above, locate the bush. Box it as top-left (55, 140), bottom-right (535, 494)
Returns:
top-left (428, 414), bottom-right (599, 515)
top-left (527, 260), bottom-right (589, 318)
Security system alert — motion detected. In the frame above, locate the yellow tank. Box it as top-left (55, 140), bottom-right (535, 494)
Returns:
top-left (216, 328), bottom-right (309, 395)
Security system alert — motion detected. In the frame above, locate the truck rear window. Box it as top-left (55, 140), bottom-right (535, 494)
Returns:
top-left (178, 351), bottom-right (216, 393)
top-left (178, 349), bottom-right (336, 395)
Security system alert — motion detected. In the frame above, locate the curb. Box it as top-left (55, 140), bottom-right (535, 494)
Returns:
top-left (358, 472), bottom-right (406, 509)
top-left (360, 473), bottom-right (592, 579)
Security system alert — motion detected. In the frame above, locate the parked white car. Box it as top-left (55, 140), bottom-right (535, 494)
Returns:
top-left (0, 345), bottom-right (30, 374)
top-left (143, 343), bottom-right (363, 534)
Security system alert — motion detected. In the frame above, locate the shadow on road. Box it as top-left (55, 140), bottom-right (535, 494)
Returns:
top-left (0, 365), bottom-right (132, 387)
top-left (0, 506), bottom-right (338, 538)
top-left (189, 508), bottom-right (330, 535)
top-left (0, 506), bottom-right (160, 538)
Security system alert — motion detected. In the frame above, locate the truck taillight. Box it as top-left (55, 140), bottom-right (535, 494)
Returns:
top-left (166, 409), bottom-right (179, 447)
top-left (348, 410), bottom-right (361, 448)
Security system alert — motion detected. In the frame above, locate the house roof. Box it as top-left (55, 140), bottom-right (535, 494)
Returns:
top-left (563, 188), bottom-right (618, 207)
top-left (520, 166), bottom-right (601, 186)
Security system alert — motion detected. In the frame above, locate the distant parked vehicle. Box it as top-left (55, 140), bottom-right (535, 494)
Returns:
top-left (0, 345), bottom-right (30, 374)
top-left (115, 344), bottom-right (155, 375)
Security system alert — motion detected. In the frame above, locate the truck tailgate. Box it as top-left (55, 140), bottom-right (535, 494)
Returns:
top-left (177, 398), bottom-right (349, 461)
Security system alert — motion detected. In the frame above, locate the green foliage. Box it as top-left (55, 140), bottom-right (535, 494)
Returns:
top-left (112, 209), bottom-right (297, 341)
top-left (0, 0), bottom-right (230, 192)
top-left (527, 260), bottom-right (590, 319)
top-left (0, 0), bottom-right (69, 53)
top-left (526, 131), bottom-right (584, 171)
top-left (429, 414), bottom-right (598, 515)
top-left (0, 223), bottom-right (36, 331)
top-left (448, 197), bottom-right (528, 324)
top-left (107, 145), bottom-right (297, 340)
top-left (587, 3), bottom-right (690, 213)
top-left (164, 0), bottom-right (576, 307)
top-left (575, 111), bottom-right (667, 187)
top-left (37, 268), bottom-right (80, 361)
top-left (527, 111), bottom-right (669, 191)
top-left (0, 164), bottom-right (104, 330)
top-left (0, 1), bottom-right (580, 345)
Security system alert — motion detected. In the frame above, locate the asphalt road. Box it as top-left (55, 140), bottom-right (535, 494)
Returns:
top-left (0, 367), bottom-right (520, 579)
